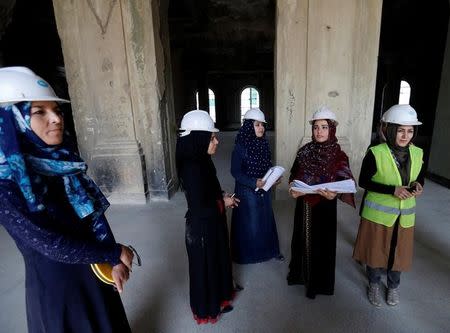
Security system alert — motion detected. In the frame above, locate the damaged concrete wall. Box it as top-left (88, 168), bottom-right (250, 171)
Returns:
top-left (275, 0), bottom-right (382, 197)
top-left (121, 0), bottom-right (177, 200)
top-left (52, 0), bottom-right (176, 202)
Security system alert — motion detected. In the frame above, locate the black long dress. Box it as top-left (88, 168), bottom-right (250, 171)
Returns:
top-left (0, 178), bottom-right (131, 333)
top-left (176, 131), bottom-right (234, 323)
top-left (288, 196), bottom-right (338, 298)
top-left (286, 121), bottom-right (355, 299)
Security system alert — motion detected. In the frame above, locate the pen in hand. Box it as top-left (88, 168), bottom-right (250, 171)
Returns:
top-left (226, 193), bottom-right (239, 208)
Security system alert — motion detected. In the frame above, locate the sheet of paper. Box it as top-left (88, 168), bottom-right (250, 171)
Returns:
top-left (256, 166), bottom-right (285, 192)
top-left (290, 179), bottom-right (356, 194)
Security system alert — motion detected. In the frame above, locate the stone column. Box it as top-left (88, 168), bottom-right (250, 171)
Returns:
top-left (428, 15), bottom-right (450, 185)
top-left (275, 0), bottom-right (382, 197)
top-left (121, 0), bottom-right (178, 200)
top-left (275, 0), bottom-right (308, 197)
top-left (53, 0), bottom-right (177, 202)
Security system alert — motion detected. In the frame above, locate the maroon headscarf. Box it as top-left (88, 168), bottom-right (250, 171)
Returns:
top-left (289, 120), bottom-right (355, 207)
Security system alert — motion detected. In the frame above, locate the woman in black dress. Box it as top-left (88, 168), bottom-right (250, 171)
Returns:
top-left (287, 107), bottom-right (355, 299)
top-left (176, 110), bottom-right (239, 324)
top-left (0, 67), bottom-right (133, 333)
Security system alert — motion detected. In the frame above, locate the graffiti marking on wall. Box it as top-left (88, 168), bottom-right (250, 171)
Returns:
top-left (86, 0), bottom-right (118, 35)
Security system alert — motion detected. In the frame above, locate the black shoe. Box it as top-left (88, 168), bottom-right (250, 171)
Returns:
top-left (234, 283), bottom-right (244, 292)
top-left (287, 278), bottom-right (304, 286)
top-left (287, 272), bottom-right (304, 285)
top-left (276, 254), bottom-right (285, 261)
top-left (221, 305), bottom-right (234, 314)
top-left (306, 292), bottom-right (316, 300)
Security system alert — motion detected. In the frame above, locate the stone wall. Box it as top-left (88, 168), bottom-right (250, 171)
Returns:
top-left (52, 0), bottom-right (177, 202)
top-left (428, 15), bottom-right (450, 186)
top-left (51, 0), bottom-right (383, 202)
top-left (275, 0), bottom-right (382, 197)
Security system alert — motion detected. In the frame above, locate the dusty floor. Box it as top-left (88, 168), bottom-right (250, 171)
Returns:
top-left (1, 132), bottom-right (449, 332)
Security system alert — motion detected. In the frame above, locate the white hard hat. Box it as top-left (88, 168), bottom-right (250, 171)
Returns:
top-left (179, 110), bottom-right (219, 137)
top-left (381, 104), bottom-right (422, 126)
top-left (243, 107), bottom-right (266, 123)
top-left (0, 66), bottom-right (70, 105)
top-left (309, 106), bottom-right (338, 125)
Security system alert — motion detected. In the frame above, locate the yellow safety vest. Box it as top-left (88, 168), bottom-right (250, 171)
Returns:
top-left (361, 143), bottom-right (423, 228)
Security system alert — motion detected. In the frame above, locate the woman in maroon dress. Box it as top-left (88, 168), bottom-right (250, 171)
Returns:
top-left (287, 107), bottom-right (355, 299)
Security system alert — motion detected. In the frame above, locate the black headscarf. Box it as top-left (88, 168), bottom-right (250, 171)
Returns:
top-left (235, 119), bottom-right (272, 178)
top-left (176, 131), bottom-right (222, 197)
top-left (176, 131), bottom-right (211, 168)
top-left (384, 123), bottom-right (418, 185)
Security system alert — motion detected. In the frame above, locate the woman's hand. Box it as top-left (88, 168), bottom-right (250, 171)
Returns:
top-left (316, 189), bottom-right (337, 200)
top-left (120, 245), bottom-right (134, 271)
top-left (274, 177), bottom-right (283, 186)
top-left (223, 193), bottom-right (240, 208)
top-left (394, 186), bottom-right (414, 200)
top-left (288, 184), bottom-right (305, 198)
top-left (111, 263), bottom-right (129, 293)
top-left (411, 182), bottom-right (423, 197)
top-left (256, 179), bottom-right (266, 189)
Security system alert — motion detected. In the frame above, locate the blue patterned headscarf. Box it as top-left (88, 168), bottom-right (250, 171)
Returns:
top-left (235, 119), bottom-right (272, 178)
top-left (0, 102), bottom-right (111, 241)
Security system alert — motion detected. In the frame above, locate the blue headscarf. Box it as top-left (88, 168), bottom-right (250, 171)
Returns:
top-left (235, 119), bottom-right (272, 178)
top-left (0, 102), bottom-right (111, 241)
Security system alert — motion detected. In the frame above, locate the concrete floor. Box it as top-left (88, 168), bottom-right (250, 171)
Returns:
top-left (1, 132), bottom-right (449, 333)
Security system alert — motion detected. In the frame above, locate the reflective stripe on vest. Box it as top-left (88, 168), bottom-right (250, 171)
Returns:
top-left (361, 143), bottom-right (423, 228)
top-left (364, 199), bottom-right (416, 215)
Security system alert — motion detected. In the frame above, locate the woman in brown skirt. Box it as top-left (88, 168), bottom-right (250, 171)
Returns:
top-left (353, 104), bottom-right (425, 307)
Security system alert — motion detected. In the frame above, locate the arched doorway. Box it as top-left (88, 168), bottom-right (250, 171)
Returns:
top-left (240, 86), bottom-right (260, 122)
top-left (372, 0), bottom-right (450, 161)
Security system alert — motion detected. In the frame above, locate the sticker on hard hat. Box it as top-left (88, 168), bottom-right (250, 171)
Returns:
top-left (37, 80), bottom-right (49, 87)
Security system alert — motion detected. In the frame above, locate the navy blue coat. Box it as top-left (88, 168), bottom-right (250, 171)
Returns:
top-left (230, 143), bottom-right (281, 264)
top-left (0, 179), bottom-right (130, 333)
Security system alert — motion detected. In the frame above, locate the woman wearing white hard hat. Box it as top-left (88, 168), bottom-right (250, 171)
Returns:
top-left (0, 67), bottom-right (133, 332)
top-left (230, 108), bottom-right (284, 264)
top-left (287, 106), bottom-right (356, 299)
top-left (176, 110), bottom-right (240, 324)
top-left (353, 104), bottom-right (425, 307)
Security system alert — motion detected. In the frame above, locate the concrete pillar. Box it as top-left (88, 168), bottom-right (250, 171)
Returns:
top-left (275, 0), bottom-right (382, 197)
top-left (53, 0), bottom-right (177, 202)
top-left (428, 15), bottom-right (450, 185)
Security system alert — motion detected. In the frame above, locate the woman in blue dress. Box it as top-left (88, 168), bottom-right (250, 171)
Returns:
top-left (230, 108), bottom-right (283, 264)
top-left (0, 67), bottom-right (133, 333)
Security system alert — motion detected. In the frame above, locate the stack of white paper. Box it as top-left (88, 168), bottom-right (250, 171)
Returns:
top-left (256, 166), bottom-right (285, 192)
top-left (290, 179), bottom-right (356, 194)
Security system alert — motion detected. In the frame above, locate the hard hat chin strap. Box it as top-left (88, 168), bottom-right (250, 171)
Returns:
top-left (179, 129), bottom-right (191, 137)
